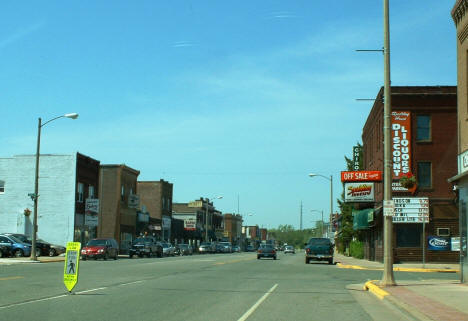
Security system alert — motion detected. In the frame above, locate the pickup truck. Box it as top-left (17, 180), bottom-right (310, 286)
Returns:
top-left (304, 237), bottom-right (334, 264)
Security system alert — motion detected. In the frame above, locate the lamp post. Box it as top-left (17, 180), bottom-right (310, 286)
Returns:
top-left (205, 196), bottom-right (223, 242)
top-left (310, 210), bottom-right (324, 237)
top-left (30, 113), bottom-right (79, 261)
top-left (309, 173), bottom-right (333, 238)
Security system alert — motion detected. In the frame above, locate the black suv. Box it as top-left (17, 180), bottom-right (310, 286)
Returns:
top-left (129, 237), bottom-right (163, 258)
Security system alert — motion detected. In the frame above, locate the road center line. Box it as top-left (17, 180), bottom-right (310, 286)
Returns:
top-left (237, 284), bottom-right (278, 321)
top-left (0, 276), bottom-right (24, 281)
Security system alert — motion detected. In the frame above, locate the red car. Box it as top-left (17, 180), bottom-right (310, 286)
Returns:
top-left (81, 238), bottom-right (119, 260)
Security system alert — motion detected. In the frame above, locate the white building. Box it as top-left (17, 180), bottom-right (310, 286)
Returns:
top-left (0, 153), bottom-right (98, 246)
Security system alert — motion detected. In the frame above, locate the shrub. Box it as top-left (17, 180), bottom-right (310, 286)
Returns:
top-left (349, 240), bottom-right (364, 259)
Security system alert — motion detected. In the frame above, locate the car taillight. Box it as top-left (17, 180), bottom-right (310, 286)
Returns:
top-left (258, 250), bottom-right (262, 253)
top-left (306, 248), bottom-right (310, 253)
top-left (272, 250), bottom-right (276, 254)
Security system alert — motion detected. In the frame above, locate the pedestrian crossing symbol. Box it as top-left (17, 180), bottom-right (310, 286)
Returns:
top-left (64, 242), bottom-right (81, 292)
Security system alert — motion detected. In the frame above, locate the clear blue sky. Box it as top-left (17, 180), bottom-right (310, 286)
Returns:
top-left (1, 1), bottom-right (456, 229)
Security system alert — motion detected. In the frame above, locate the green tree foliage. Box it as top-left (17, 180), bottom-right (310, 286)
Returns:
top-left (268, 224), bottom-right (323, 249)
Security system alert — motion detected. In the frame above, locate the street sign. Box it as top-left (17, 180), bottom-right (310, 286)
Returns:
top-left (383, 200), bottom-right (395, 217)
top-left (392, 197), bottom-right (429, 223)
top-left (64, 242), bottom-right (81, 292)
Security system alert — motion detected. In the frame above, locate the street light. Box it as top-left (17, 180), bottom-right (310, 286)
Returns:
top-left (30, 113), bottom-right (79, 261)
top-left (205, 196), bottom-right (223, 242)
top-left (308, 173), bottom-right (333, 238)
top-left (310, 210), bottom-right (324, 237)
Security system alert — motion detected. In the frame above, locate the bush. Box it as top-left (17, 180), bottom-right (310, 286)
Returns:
top-left (349, 240), bottom-right (364, 259)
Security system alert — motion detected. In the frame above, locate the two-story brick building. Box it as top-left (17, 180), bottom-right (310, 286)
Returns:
top-left (361, 86), bottom-right (458, 262)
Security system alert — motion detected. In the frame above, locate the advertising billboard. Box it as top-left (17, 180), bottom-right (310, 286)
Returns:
top-left (391, 111), bottom-right (412, 180)
top-left (341, 171), bottom-right (382, 182)
top-left (392, 197), bottom-right (429, 223)
top-left (344, 182), bottom-right (375, 202)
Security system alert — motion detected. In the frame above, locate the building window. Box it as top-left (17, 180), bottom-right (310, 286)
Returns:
top-left (121, 185), bottom-right (125, 201)
top-left (77, 183), bottom-right (84, 202)
top-left (417, 162), bottom-right (432, 188)
top-left (0, 180), bottom-right (4, 194)
top-left (88, 185), bottom-right (95, 199)
top-left (416, 115), bottom-right (431, 141)
top-left (396, 224), bottom-right (422, 247)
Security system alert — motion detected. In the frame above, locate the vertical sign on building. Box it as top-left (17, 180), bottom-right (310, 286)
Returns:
top-left (391, 111), bottom-right (411, 179)
top-left (353, 146), bottom-right (362, 171)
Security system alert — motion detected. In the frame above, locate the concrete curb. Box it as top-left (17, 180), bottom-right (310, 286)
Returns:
top-left (337, 262), bottom-right (459, 273)
top-left (363, 281), bottom-right (434, 321)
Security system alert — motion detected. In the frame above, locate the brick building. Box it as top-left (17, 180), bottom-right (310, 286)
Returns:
top-left (223, 213), bottom-right (243, 245)
top-left (361, 86), bottom-right (458, 262)
top-left (451, 1), bottom-right (468, 282)
top-left (137, 180), bottom-right (173, 240)
top-left (99, 164), bottom-right (140, 253)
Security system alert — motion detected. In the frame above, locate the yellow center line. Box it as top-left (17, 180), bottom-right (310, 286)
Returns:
top-left (0, 276), bottom-right (24, 281)
top-left (214, 257), bottom-right (256, 266)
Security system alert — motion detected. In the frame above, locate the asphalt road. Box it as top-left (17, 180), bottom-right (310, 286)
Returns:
top-left (0, 252), bottom-right (458, 321)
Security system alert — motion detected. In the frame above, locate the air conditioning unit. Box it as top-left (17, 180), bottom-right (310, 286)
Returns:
top-left (437, 228), bottom-right (450, 237)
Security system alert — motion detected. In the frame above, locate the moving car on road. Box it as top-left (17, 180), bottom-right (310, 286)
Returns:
top-left (304, 237), bottom-right (334, 264)
top-left (161, 242), bottom-right (175, 256)
top-left (218, 242), bottom-right (232, 253)
top-left (257, 244), bottom-right (277, 260)
top-left (81, 238), bottom-right (119, 260)
top-left (284, 245), bottom-right (295, 254)
top-left (177, 244), bottom-right (193, 256)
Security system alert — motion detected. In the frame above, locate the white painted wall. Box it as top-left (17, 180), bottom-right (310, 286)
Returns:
top-left (0, 154), bottom-right (77, 246)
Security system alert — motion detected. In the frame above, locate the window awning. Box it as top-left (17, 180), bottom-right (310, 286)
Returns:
top-left (353, 208), bottom-right (374, 230)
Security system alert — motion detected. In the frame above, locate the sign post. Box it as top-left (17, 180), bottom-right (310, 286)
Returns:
top-left (64, 242), bottom-right (81, 293)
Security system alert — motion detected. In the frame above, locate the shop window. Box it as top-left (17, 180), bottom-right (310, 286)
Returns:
top-left (88, 185), bottom-right (95, 199)
top-left (77, 182), bottom-right (84, 202)
top-left (416, 115), bottom-right (431, 141)
top-left (417, 162), bottom-right (432, 188)
top-left (0, 180), bottom-right (4, 194)
top-left (396, 224), bottom-right (422, 247)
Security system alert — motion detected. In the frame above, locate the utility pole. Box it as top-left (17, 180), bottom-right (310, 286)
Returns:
top-left (300, 201), bottom-right (303, 230)
top-left (381, 0), bottom-right (396, 286)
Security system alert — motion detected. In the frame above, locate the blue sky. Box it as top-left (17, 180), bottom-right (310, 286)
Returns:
top-left (1, 1), bottom-right (456, 229)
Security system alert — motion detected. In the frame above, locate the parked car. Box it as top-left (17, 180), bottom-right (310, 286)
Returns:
top-left (0, 234), bottom-right (34, 257)
top-left (284, 245), bottom-right (295, 254)
top-left (37, 239), bottom-right (66, 257)
top-left (160, 242), bottom-right (175, 256)
top-left (3, 233), bottom-right (49, 256)
top-left (232, 245), bottom-right (241, 253)
top-left (81, 238), bottom-right (119, 260)
top-left (218, 242), bottom-right (232, 253)
top-left (199, 242), bottom-right (212, 254)
top-left (178, 244), bottom-right (193, 256)
top-left (129, 237), bottom-right (162, 258)
top-left (174, 245), bottom-right (181, 256)
top-left (0, 243), bottom-right (12, 258)
top-left (304, 237), bottom-right (334, 264)
top-left (257, 244), bottom-right (277, 260)
top-left (246, 245), bottom-right (255, 252)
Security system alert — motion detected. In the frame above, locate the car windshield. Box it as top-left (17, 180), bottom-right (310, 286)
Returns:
top-left (179, 244), bottom-right (188, 249)
top-left (12, 234), bottom-right (28, 242)
top-left (7, 235), bottom-right (24, 244)
top-left (260, 245), bottom-right (274, 249)
top-left (285, 246), bottom-right (293, 249)
top-left (161, 243), bottom-right (169, 248)
top-left (87, 239), bottom-right (107, 246)
top-left (308, 238), bottom-right (331, 246)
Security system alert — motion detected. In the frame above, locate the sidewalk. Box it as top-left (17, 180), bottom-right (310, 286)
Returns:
top-left (336, 253), bottom-right (468, 321)
top-left (0, 255), bottom-right (65, 264)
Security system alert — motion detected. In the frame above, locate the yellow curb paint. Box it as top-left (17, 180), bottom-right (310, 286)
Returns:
top-left (337, 263), bottom-right (458, 273)
top-left (364, 281), bottom-right (390, 300)
top-left (0, 276), bottom-right (24, 281)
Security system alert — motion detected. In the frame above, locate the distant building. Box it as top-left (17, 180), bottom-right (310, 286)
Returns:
top-left (223, 214), bottom-right (243, 244)
top-left (0, 153), bottom-right (100, 247)
top-left (137, 180), bottom-right (173, 240)
top-left (99, 164), bottom-right (140, 253)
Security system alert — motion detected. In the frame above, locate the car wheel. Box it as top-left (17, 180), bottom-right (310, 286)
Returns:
top-left (82, 256), bottom-right (87, 261)
top-left (328, 258), bottom-right (333, 265)
top-left (49, 249), bottom-right (56, 257)
top-left (305, 258), bottom-right (310, 264)
top-left (129, 254), bottom-right (133, 258)
top-left (0, 250), bottom-right (3, 258)
top-left (14, 249), bottom-right (24, 257)
top-left (257, 256), bottom-right (260, 260)
top-left (35, 248), bottom-right (41, 257)
top-left (274, 256), bottom-right (277, 260)
top-left (104, 252), bottom-right (109, 260)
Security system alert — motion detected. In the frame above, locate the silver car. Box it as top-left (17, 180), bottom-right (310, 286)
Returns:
top-left (198, 242), bottom-right (212, 254)
top-left (161, 242), bottom-right (175, 256)
top-left (284, 245), bottom-right (295, 254)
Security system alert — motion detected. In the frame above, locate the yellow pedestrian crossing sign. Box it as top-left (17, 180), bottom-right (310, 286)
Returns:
top-left (64, 242), bottom-right (81, 292)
